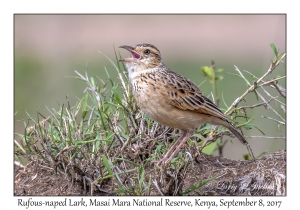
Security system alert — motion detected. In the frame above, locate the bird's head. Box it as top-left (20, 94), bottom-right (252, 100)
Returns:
top-left (119, 43), bottom-right (163, 70)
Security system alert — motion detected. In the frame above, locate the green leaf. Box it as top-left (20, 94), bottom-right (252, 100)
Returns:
top-left (112, 85), bottom-right (122, 105)
top-left (145, 175), bottom-right (152, 195)
top-left (113, 45), bottom-right (121, 72)
top-left (256, 151), bottom-right (267, 158)
top-left (99, 50), bottom-right (121, 74)
top-left (215, 76), bottom-right (223, 81)
top-left (253, 89), bottom-right (259, 102)
top-left (82, 92), bottom-right (89, 119)
top-left (248, 74), bottom-right (260, 102)
top-left (182, 175), bottom-right (218, 195)
top-left (115, 158), bottom-right (139, 167)
top-left (243, 124), bottom-right (265, 135)
top-left (102, 155), bottom-right (113, 176)
top-left (227, 72), bottom-right (241, 77)
top-left (24, 110), bottom-right (37, 124)
top-left (270, 43), bottom-right (278, 58)
top-left (238, 117), bottom-right (253, 126)
top-left (129, 114), bottom-right (137, 128)
top-left (192, 133), bottom-right (206, 141)
top-left (221, 92), bottom-right (229, 109)
top-left (201, 66), bottom-right (212, 77)
top-left (229, 71), bottom-right (251, 86)
top-left (155, 144), bottom-right (162, 154)
top-left (201, 66), bottom-right (214, 84)
top-left (197, 124), bottom-right (212, 135)
top-left (90, 76), bottom-right (95, 87)
top-left (59, 104), bottom-right (65, 145)
top-left (119, 131), bottom-right (129, 139)
top-left (139, 166), bottom-right (145, 189)
top-left (243, 153), bottom-right (251, 160)
top-left (202, 140), bottom-right (218, 155)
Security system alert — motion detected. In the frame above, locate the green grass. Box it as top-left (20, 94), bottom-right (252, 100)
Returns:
top-left (14, 44), bottom-right (286, 195)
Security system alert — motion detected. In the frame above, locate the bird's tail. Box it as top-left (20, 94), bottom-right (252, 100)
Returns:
top-left (227, 123), bottom-right (255, 160)
top-left (227, 124), bottom-right (248, 145)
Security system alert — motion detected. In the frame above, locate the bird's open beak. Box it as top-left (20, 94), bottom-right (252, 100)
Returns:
top-left (119, 45), bottom-right (141, 62)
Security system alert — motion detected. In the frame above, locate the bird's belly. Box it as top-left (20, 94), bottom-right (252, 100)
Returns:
top-left (134, 87), bottom-right (209, 131)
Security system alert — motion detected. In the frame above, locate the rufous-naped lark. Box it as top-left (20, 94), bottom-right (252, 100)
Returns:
top-left (119, 43), bottom-right (254, 165)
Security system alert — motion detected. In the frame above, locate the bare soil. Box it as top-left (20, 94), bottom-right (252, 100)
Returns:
top-left (14, 150), bottom-right (286, 196)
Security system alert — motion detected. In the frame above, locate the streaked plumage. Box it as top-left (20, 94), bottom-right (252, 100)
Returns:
top-left (119, 43), bottom-right (254, 165)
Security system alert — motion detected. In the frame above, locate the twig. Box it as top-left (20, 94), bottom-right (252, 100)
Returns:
top-left (227, 98), bottom-right (273, 116)
top-left (116, 136), bottom-right (132, 157)
top-left (260, 86), bottom-right (285, 106)
top-left (234, 76), bottom-right (285, 121)
top-left (153, 180), bottom-right (164, 196)
top-left (14, 161), bottom-right (25, 168)
top-left (245, 136), bottom-right (286, 139)
top-left (243, 70), bottom-right (286, 105)
top-left (258, 76), bottom-right (286, 88)
top-left (225, 53), bottom-right (286, 115)
top-left (281, 105), bottom-right (286, 114)
top-left (256, 53), bottom-right (286, 84)
top-left (157, 127), bottom-right (172, 139)
top-left (218, 139), bottom-right (228, 157)
top-left (258, 91), bottom-right (285, 122)
top-left (272, 83), bottom-right (286, 98)
top-left (262, 115), bottom-right (285, 125)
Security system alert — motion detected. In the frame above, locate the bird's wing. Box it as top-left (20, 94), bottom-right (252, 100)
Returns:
top-left (158, 68), bottom-right (228, 121)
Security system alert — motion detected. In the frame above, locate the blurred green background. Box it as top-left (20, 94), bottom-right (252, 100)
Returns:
top-left (14, 14), bottom-right (286, 159)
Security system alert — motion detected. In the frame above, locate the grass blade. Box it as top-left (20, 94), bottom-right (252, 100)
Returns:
top-left (182, 175), bottom-right (218, 195)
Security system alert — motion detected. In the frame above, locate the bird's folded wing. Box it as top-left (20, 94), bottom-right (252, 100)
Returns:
top-left (160, 70), bottom-right (228, 121)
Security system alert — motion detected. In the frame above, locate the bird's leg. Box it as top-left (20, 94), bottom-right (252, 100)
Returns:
top-left (165, 131), bottom-right (187, 157)
top-left (157, 130), bottom-right (193, 166)
top-left (157, 130), bottom-right (187, 166)
top-left (164, 130), bottom-right (194, 164)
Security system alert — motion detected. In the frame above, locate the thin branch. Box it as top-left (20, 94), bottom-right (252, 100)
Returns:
top-left (272, 83), bottom-right (286, 98)
top-left (262, 115), bottom-right (285, 125)
top-left (260, 85), bottom-right (285, 106)
top-left (258, 76), bottom-right (286, 88)
top-left (225, 53), bottom-right (286, 115)
top-left (153, 180), bottom-right (164, 196)
top-left (245, 136), bottom-right (286, 139)
top-left (281, 105), bottom-right (286, 114)
top-left (256, 90), bottom-right (285, 122)
top-left (243, 70), bottom-right (286, 105)
top-left (231, 74), bottom-right (285, 122)
top-left (256, 53), bottom-right (286, 84)
top-left (227, 98), bottom-right (273, 116)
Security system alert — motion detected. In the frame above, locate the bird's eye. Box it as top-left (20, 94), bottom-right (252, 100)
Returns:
top-left (144, 49), bottom-right (151, 55)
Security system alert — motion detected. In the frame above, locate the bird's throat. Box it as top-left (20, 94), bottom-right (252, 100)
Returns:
top-left (126, 64), bottom-right (158, 80)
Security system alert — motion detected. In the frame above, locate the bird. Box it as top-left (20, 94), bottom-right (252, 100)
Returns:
top-left (118, 43), bottom-right (255, 166)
